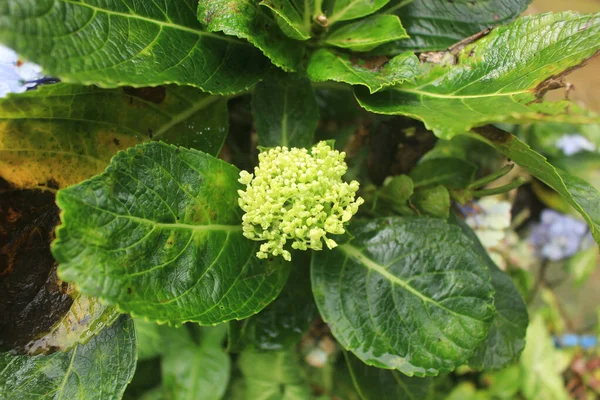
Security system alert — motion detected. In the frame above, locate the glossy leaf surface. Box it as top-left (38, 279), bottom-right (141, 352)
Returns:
top-left (252, 73), bottom-right (319, 148)
top-left (52, 142), bottom-right (290, 325)
top-left (380, 0), bottom-right (532, 53)
top-left (0, 316), bottom-right (137, 400)
top-left (311, 217), bottom-right (495, 376)
top-left (325, 15), bottom-right (408, 52)
top-left (198, 0), bottom-right (304, 71)
top-left (307, 50), bottom-right (419, 93)
top-left (451, 215), bottom-right (528, 370)
top-left (356, 12), bottom-right (600, 139)
top-left (0, 0), bottom-right (267, 94)
top-left (0, 84), bottom-right (227, 190)
top-left (260, 0), bottom-right (314, 40)
top-left (327, 0), bottom-right (391, 23)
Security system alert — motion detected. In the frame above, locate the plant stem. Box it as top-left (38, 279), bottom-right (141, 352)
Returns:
top-left (468, 164), bottom-right (514, 189)
top-left (471, 177), bottom-right (526, 197)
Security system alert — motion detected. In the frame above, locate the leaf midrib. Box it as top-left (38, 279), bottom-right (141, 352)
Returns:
top-left (339, 243), bottom-right (483, 322)
top-left (60, 0), bottom-right (245, 45)
top-left (62, 191), bottom-right (241, 233)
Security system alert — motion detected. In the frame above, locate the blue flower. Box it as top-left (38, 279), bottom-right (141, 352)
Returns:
top-left (529, 209), bottom-right (591, 261)
top-left (0, 44), bottom-right (43, 98)
top-left (555, 134), bottom-right (596, 156)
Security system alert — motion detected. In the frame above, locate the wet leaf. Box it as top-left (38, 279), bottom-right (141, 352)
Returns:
top-left (0, 84), bottom-right (228, 190)
top-left (198, 0), bottom-right (304, 71)
top-left (52, 142), bottom-right (290, 325)
top-left (311, 217), bottom-right (495, 376)
top-left (379, 0), bottom-right (531, 53)
top-left (0, 315), bottom-right (137, 400)
top-left (0, 0), bottom-right (267, 94)
top-left (307, 50), bottom-right (419, 93)
top-left (325, 15), bottom-right (408, 52)
top-left (356, 12), bottom-right (600, 139)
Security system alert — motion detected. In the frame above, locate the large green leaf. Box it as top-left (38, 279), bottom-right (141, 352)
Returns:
top-left (238, 350), bottom-right (312, 399)
top-left (0, 0), bottom-right (267, 94)
top-left (379, 0), bottom-right (531, 53)
top-left (252, 72), bottom-right (319, 148)
top-left (356, 12), bottom-right (600, 139)
top-left (307, 50), bottom-right (419, 93)
top-left (0, 84), bottom-right (227, 190)
top-left (520, 315), bottom-right (571, 400)
top-left (198, 0), bottom-right (304, 71)
top-left (228, 253), bottom-right (316, 351)
top-left (161, 325), bottom-right (230, 400)
top-left (344, 351), bottom-right (433, 400)
top-left (0, 316), bottom-right (137, 400)
top-left (450, 215), bottom-right (528, 370)
top-left (52, 142), bottom-right (290, 325)
top-left (324, 15), bottom-right (408, 52)
top-left (260, 0), bottom-right (314, 40)
top-left (326, 0), bottom-right (391, 24)
top-left (472, 127), bottom-right (600, 246)
top-left (311, 217), bottom-right (495, 376)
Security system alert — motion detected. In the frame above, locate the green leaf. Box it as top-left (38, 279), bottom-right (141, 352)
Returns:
top-left (325, 15), bottom-right (408, 52)
top-left (473, 127), bottom-right (600, 246)
top-left (379, 0), bottom-right (531, 53)
top-left (134, 319), bottom-right (162, 361)
top-left (450, 215), bottom-right (528, 370)
top-left (252, 72), bottom-right (319, 148)
top-left (344, 351), bottom-right (433, 400)
top-left (307, 50), bottom-right (419, 93)
top-left (520, 315), bottom-right (571, 400)
top-left (311, 217), bottom-right (495, 376)
top-left (162, 326), bottom-right (230, 400)
top-left (0, 84), bottom-right (228, 190)
top-left (412, 186), bottom-right (450, 219)
top-left (0, 316), bottom-right (137, 400)
top-left (52, 142), bottom-right (290, 325)
top-left (326, 0), bottom-right (391, 24)
top-left (410, 158), bottom-right (477, 189)
top-left (0, 0), bottom-right (267, 95)
top-left (260, 0), bottom-right (314, 40)
top-left (356, 12), bottom-right (600, 139)
top-left (238, 350), bottom-right (312, 399)
top-left (198, 0), bottom-right (304, 71)
top-left (229, 253), bottom-right (316, 351)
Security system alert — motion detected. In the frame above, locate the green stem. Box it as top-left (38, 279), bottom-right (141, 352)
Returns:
top-left (471, 177), bottom-right (526, 197)
top-left (468, 164), bottom-right (514, 189)
top-left (313, 0), bottom-right (324, 17)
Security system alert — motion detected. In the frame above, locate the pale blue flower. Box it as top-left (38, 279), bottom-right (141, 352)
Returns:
top-left (529, 209), bottom-right (591, 261)
top-left (555, 134), bottom-right (596, 156)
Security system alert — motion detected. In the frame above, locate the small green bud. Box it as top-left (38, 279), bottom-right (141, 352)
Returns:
top-left (238, 141), bottom-right (364, 261)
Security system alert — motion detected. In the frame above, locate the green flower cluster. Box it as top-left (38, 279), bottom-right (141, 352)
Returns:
top-left (238, 141), bottom-right (364, 261)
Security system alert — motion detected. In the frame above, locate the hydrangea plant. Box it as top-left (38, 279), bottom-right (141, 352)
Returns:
top-left (1, 1), bottom-right (600, 399)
